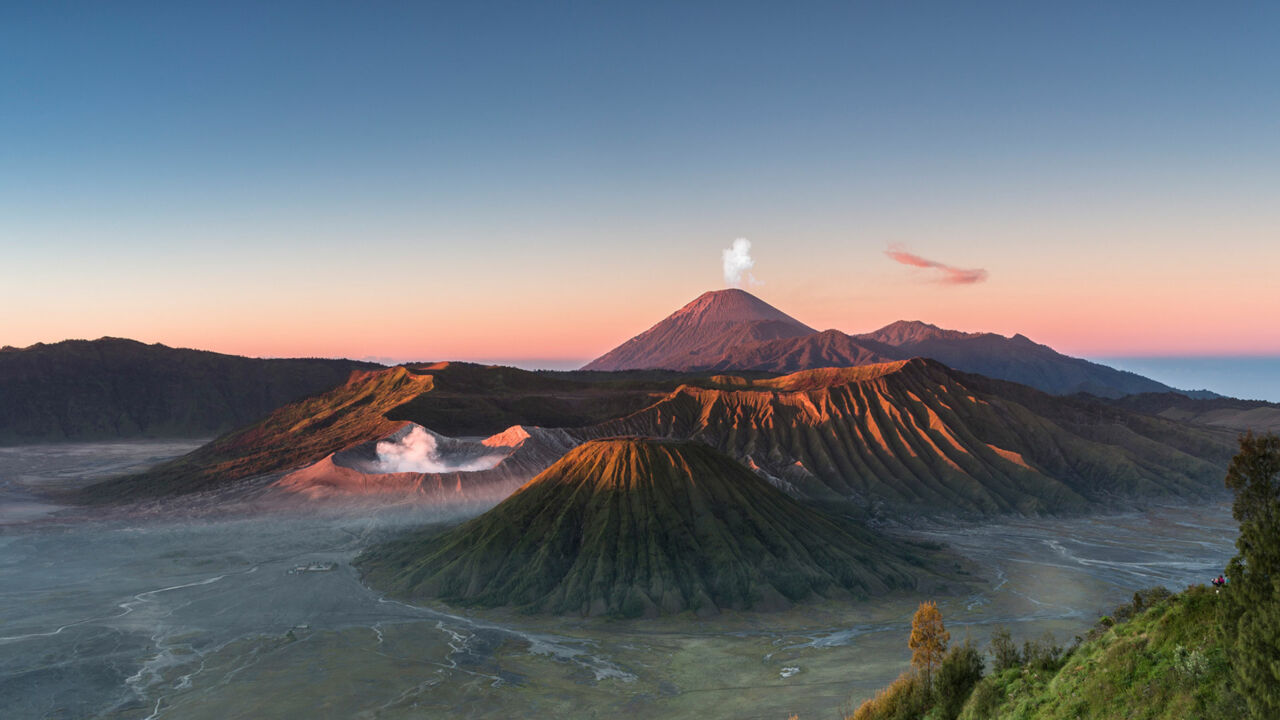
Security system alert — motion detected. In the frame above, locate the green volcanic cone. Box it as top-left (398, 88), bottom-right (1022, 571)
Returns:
top-left (358, 437), bottom-right (935, 617)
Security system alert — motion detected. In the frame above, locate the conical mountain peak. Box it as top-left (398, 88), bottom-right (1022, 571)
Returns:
top-left (668, 288), bottom-right (815, 327)
top-left (357, 437), bottom-right (931, 617)
top-left (581, 289), bottom-right (815, 371)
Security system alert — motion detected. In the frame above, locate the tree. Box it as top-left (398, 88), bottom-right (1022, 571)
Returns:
top-left (1218, 432), bottom-right (1280, 720)
top-left (908, 600), bottom-right (950, 687)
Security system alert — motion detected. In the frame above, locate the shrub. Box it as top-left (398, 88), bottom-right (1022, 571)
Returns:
top-left (1114, 586), bottom-right (1174, 623)
top-left (960, 677), bottom-right (1005, 719)
top-left (988, 627), bottom-right (1021, 672)
top-left (933, 640), bottom-right (984, 720)
top-left (846, 670), bottom-right (931, 720)
top-left (1022, 632), bottom-right (1065, 672)
top-left (1173, 644), bottom-right (1209, 678)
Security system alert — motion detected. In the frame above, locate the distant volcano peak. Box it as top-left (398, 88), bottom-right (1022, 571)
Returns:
top-left (581, 289), bottom-right (815, 371)
top-left (668, 288), bottom-right (814, 327)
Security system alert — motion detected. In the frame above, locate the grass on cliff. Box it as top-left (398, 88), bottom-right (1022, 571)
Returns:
top-left (829, 585), bottom-right (1242, 720)
top-left (958, 584), bottom-right (1242, 719)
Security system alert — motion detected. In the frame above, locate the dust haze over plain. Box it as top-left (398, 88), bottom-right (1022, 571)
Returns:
top-left (0, 441), bottom-right (1239, 718)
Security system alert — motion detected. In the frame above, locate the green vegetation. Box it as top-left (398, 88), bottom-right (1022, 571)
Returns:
top-left (1218, 432), bottom-right (1280, 719)
top-left (837, 434), bottom-right (1280, 720)
top-left (357, 438), bottom-right (944, 616)
top-left (956, 585), bottom-right (1241, 719)
top-left (843, 586), bottom-right (1241, 720)
top-left (845, 603), bottom-right (983, 720)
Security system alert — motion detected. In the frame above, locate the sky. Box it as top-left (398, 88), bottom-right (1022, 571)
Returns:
top-left (2, 2), bottom-right (1278, 377)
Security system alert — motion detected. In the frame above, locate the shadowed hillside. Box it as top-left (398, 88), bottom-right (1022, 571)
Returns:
top-left (79, 363), bottom-right (669, 502)
top-left (84, 359), bottom-right (1236, 515)
top-left (588, 359), bottom-right (1235, 514)
top-left (1103, 392), bottom-right (1280, 433)
top-left (79, 366), bottom-right (433, 501)
top-left (0, 338), bottom-right (379, 444)
top-left (357, 438), bottom-right (941, 617)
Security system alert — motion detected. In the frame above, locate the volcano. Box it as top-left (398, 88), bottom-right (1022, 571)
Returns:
top-left (581, 289), bottom-right (815, 372)
top-left (356, 437), bottom-right (934, 617)
top-left (582, 292), bottom-right (1185, 398)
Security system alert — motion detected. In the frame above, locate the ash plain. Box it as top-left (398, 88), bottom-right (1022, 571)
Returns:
top-left (0, 441), bottom-right (1237, 719)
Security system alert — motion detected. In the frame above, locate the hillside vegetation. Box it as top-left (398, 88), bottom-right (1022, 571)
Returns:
top-left (957, 585), bottom-right (1240, 720)
top-left (357, 438), bottom-right (943, 617)
top-left (839, 432), bottom-right (1280, 720)
top-left (835, 586), bottom-right (1241, 720)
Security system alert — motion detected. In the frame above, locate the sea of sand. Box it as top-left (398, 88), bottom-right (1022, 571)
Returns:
top-left (0, 441), bottom-right (1237, 720)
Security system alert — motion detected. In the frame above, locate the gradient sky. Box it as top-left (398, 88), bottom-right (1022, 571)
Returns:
top-left (2, 2), bottom-right (1278, 370)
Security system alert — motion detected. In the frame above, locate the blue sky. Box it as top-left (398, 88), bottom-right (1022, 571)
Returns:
top-left (2, 2), bottom-right (1278, 393)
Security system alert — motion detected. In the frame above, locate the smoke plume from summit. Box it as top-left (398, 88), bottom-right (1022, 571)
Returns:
top-left (723, 238), bottom-right (759, 288)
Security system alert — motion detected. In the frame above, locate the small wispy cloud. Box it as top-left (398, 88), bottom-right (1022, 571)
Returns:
top-left (885, 245), bottom-right (988, 285)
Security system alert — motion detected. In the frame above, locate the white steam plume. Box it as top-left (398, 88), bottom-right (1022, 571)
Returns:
top-left (722, 238), bottom-right (759, 288)
top-left (373, 426), bottom-right (504, 474)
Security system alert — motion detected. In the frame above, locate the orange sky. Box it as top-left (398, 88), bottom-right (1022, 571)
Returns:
top-left (5, 223), bottom-right (1277, 367)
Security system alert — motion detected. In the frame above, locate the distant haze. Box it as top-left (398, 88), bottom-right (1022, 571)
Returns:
top-left (1095, 357), bottom-right (1280, 403)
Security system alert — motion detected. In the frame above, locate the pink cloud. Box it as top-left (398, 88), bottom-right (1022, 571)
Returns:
top-left (885, 246), bottom-right (988, 285)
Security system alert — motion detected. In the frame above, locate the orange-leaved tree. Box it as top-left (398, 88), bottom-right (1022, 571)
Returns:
top-left (908, 600), bottom-right (949, 687)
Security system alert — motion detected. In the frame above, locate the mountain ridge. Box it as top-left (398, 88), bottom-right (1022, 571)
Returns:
top-left (582, 290), bottom-right (1186, 398)
top-left (0, 337), bottom-right (380, 444)
top-left (82, 359), bottom-right (1236, 516)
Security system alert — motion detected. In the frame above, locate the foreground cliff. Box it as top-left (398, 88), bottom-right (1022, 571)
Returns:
top-left (958, 585), bottom-right (1240, 719)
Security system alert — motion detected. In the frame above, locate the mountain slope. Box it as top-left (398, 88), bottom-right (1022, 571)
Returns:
top-left (856, 321), bottom-right (1178, 397)
top-left (1104, 392), bottom-right (1280, 433)
top-left (707, 329), bottom-right (899, 372)
top-left (581, 293), bottom-right (1184, 398)
top-left (80, 362), bottom-right (667, 502)
top-left (80, 366), bottom-right (434, 501)
top-left (84, 359), bottom-right (1236, 515)
top-left (587, 359), bottom-right (1234, 514)
top-left (581, 289), bottom-right (816, 371)
top-left (357, 437), bottom-right (938, 617)
top-left (0, 338), bottom-right (378, 444)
